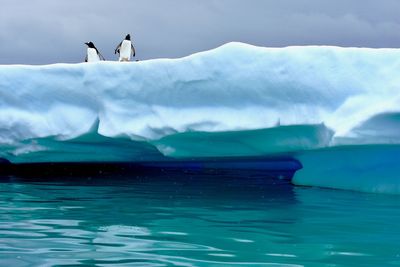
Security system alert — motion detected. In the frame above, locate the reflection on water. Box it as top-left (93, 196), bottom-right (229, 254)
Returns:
top-left (1, 170), bottom-right (400, 266)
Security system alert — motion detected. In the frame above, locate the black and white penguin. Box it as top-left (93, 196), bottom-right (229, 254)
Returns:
top-left (84, 42), bottom-right (105, 62)
top-left (114, 34), bottom-right (136, 62)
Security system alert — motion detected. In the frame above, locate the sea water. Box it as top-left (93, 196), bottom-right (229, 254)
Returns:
top-left (1, 170), bottom-right (400, 266)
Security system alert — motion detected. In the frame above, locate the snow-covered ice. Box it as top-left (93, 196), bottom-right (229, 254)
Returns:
top-left (1, 42), bottom-right (400, 193)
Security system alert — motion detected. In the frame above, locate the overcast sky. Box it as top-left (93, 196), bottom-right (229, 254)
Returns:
top-left (1, 0), bottom-right (400, 64)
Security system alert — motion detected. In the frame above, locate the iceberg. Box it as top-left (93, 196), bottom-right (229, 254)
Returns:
top-left (1, 42), bottom-right (400, 193)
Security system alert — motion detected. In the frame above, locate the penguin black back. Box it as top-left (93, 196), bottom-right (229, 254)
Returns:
top-left (85, 42), bottom-right (96, 49)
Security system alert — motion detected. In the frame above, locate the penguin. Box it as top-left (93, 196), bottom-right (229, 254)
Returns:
top-left (114, 34), bottom-right (136, 62)
top-left (84, 42), bottom-right (105, 62)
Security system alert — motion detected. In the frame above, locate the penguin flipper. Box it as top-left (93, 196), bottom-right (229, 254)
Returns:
top-left (114, 41), bottom-right (122, 54)
top-left (85, 55), bottom-right (88, 62)
top-left (131, 44), bottom-right (136, 57)
top-left (98, 52), bottom-right (106, 61)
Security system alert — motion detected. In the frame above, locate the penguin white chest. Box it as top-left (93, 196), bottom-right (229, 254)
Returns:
top-left (119, 40), bottom-right (132, 61)
top-left (87, 48), bottom-right (100, 62)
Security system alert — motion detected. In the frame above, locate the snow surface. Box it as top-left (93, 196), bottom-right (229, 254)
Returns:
top-left (2, 42), bottom-right (400, 144)
top-left (1, 42), bottom-right (400, 193)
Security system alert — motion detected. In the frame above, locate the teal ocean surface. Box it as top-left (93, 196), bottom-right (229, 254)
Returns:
top-left (1, 169), bottom-right (400, 266)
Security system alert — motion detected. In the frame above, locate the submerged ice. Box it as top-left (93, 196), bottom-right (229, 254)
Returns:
top-left (1, 42), bottom-right (400, 193)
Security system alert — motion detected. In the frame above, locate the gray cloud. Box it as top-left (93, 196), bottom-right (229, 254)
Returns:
top-left (1, 0), bottom-right (400, 64)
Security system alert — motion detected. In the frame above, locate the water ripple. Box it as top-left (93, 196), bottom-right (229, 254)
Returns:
top-left (1, 172), bottom-right (400, 266)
